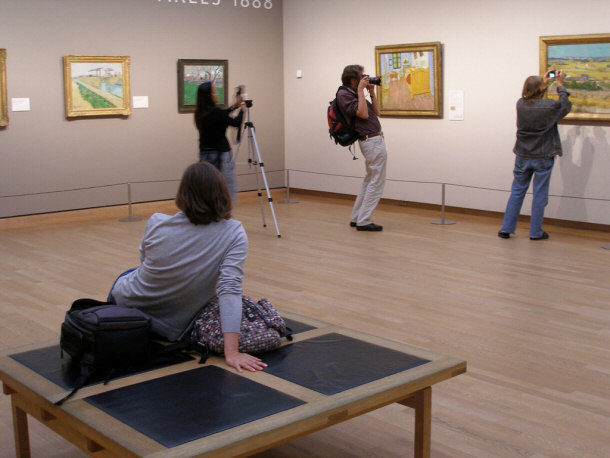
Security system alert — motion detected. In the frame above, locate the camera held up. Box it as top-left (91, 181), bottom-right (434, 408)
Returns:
top-left (236, 85), bottom-right (253, 107)
top-left (362, 74), bottom-right (381, 86)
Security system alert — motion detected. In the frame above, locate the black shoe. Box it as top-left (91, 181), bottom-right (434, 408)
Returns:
top-left (350, 221), bottom-right (357, 227)
top-left (356, 223), bottom-right (383, 232)
top-left (530, 232), bottom-right (549, 240)
top-left (498, 231), bottom-right (510, 239)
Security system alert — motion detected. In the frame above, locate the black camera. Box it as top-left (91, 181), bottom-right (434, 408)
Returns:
top-left (548, 70), bottom-right (557, 79)
top-left (236, 85), bottom-right (253, 107)
top-left (363, 74), bottom-right (382, 86)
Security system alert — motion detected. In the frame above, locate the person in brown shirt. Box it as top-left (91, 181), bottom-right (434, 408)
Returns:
top-left (337, 65), bottom-right (387, 231)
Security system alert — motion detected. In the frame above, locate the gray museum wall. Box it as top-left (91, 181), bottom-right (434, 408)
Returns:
top-left (2, 0), bottom-right (609, 226)
top-left (0, 0), bottom-right (284, 218)
top-left (283, 0), bottom-right (610, 225)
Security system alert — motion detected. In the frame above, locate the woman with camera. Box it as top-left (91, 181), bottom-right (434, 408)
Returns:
top-left (194, 82), bottom-right (245, 199)
top-left (498, 69), bottom-right (572, 240)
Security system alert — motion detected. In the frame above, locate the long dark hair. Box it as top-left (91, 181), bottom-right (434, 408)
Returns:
top-left (522, 76), bottom-right (546, 104)
top-left (194, 82), bottom-right (215, 128)
top-left (175, 161), bottom-right (232, 225)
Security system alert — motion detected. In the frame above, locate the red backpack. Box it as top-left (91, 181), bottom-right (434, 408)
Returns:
top-left (327, 86), bottom-right (358, 158)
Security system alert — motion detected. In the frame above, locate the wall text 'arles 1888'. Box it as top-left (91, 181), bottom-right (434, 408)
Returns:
top-left (157, 0), bottom-right (273, 9)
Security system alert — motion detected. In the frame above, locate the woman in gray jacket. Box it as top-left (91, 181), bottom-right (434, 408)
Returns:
top-left (498, 69), bottom-right (572, 240)
top-left (109, 162), bottom-right (266, 373)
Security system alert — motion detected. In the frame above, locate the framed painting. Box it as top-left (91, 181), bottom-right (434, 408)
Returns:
top-left (375, 42), bottom-right (442, 117)
top-left (177, 59), bottom-right (228, 113)
top-left (540, 33), bottom-right (610, 122)
top-left (63, 55), bottom-right (131, 118)
top-left (0, 49), bottom-right (7, 126)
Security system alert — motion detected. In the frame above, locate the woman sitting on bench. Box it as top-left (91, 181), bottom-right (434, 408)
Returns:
top-left (108, 161), bottom-right (266, 373)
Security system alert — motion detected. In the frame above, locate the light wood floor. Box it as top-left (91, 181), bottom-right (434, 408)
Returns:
top-left (0, 191), bottom-right (608, 457)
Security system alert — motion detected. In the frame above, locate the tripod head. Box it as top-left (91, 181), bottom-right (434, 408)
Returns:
top-left (242, 100), bottom-right (254, 126)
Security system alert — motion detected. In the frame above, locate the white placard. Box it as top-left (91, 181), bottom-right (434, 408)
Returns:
top-left (11, 98), bottom-right (31, 112)
top-left (448, 90), bottom-right (464, 121)
top-left (133, 96), bottom-right (149, 109)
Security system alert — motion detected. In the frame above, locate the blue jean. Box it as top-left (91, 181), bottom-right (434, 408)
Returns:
top-left (199, 150), bottom-right (237, 199)
top-left (500, 156), bottom-right (555, 238)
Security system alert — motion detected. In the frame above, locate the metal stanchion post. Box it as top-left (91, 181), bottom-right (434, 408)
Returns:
top-left (431, 183), bottom-right (456, 225)
top-left (279, 169), bottom-right (299, 204)
top-left (119, 182), bottom-right (143, 222)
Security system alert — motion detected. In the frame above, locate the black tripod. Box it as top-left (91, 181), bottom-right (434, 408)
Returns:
top-left (233, 101), bottom-right (281, 237)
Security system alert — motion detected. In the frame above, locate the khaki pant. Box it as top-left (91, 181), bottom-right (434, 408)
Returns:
top-left (350, 135), bottom-right (387, 226)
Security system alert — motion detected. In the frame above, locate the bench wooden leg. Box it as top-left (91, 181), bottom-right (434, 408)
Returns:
top-left (11, 396), bottom-right (31, 458)
top-left (400, 386), bottom-right (432, 458)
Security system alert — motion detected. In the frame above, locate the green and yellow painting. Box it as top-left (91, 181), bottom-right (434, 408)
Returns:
top-left (70, 62), bottom-right (124, 110)
top-left (547, 43), bottom-right (610, 115)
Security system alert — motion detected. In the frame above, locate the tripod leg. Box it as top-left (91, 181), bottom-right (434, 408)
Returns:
top-left (247, 127), bottom-right (267, 228)
top-left (249, 131), bottom-right (281, 237)
top-left (254, 162), bottom-right (267, 228)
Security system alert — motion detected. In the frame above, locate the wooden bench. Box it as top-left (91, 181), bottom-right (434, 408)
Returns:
top-left (0, 311), bottom-right (466, 457)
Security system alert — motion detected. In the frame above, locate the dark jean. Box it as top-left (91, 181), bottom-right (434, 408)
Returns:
top-left (107, 267), bottom-right (137, 303)
top-left (500, 156), bottom-right (555, 238)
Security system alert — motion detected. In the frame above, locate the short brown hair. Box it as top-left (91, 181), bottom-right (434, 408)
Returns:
top-left (522, 76), bottom-right (546, 103)
top-left (175, 161), bottom-right (232, 225)
top-left (342, 65), bottom-right (363, 86)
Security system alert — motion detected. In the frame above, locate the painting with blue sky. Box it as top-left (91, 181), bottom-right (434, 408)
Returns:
top-left (542, 35), bottom-right (610, 120)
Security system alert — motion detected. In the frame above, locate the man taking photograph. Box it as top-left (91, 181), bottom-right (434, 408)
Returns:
top-left (337, 64), bottom-right (388, 232)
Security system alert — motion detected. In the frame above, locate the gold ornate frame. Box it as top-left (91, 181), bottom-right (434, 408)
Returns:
top-left (540, 33), bottom-right (610, 122)
top-left (0, 49), bottom-right (8, 127)
top-left (63, 55), bottom-right (131, 118)
top-left (375, 42), bottom-right (442, 118)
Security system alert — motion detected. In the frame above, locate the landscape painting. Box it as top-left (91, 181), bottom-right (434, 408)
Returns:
top-left (0, 49), bottom-right (7, 126)
top-left (63, 55), bottom-right (131, 118)
top-left (177, 59), bottom-right (228, 113)
top-left (375, 42), bottom-right (442, 117)
top-left (540, 34), bottom-right (610, 122)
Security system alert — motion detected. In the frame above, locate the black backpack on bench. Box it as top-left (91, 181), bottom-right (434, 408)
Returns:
top-left (57, 298), bottom-right (204, 405)
top-left (60, 299), bottom-right (152, 368)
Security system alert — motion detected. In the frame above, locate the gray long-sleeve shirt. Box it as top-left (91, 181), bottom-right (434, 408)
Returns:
top-left (110, 212), bottom-right (247, 341)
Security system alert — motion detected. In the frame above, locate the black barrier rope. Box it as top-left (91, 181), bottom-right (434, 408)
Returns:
top-left (286, 169), bottom-right (610, 202)
top-left (1, 182), bottom-right (128, 199)
top-left (0, 168), bottom-right (608, 203)
top-left (0, 170), bottom-right (286, 200)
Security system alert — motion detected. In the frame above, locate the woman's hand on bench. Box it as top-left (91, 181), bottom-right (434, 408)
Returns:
top-left (224, 332), bottom-right (268, 372)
